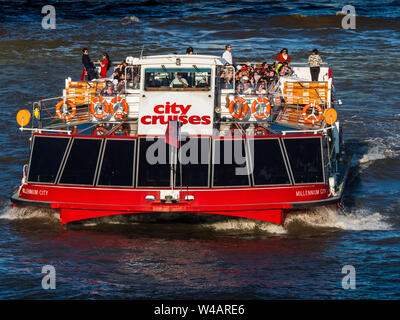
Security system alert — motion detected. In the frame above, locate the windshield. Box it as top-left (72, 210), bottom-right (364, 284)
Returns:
top-left (145, 68), bottom-right (211, 91)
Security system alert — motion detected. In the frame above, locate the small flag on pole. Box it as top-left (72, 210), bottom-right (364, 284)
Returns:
top-left (165, 120), bottom-right (181, 148)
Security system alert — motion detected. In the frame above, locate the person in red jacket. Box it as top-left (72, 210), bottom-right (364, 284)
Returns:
top-left (275, 48), bottom-right (291, 65)
top-left (98, 53), bottom-right (111, 78)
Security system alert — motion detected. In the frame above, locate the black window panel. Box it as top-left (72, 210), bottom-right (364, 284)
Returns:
top-left (137, 138), bottom-right (171, 187)
top-left (59, 139), bottom-right (102, 185)
top-left (213, 139), bottom-right (250, 187)
top-left (284, 138), bottom-right (324, 184)
top-left (28, 136), bottom-right (69, 183)
top-left (250, 139), bottom-right (291, 185)
top-left (176, 138), bottom-right (210, 187)
top-left (98, 140), bottom-right (136, 186)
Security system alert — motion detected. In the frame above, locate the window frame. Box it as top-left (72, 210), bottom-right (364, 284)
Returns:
top-left (143, 68), bottom-right (212, 91)
top-left (245, 137), bottom-right (293, 187)
top-left (27, 135), bottom-right (72, 185)
top-left (135, 137), bottom-right (172, 188)
top-left (174, 137), bottom-right (211, 188)
top-left (95, 138), bottom-right (137, 188)
top-left (57, 137), bottom-right (104, 186)
top-left (211, 138), bottom-right (252, 188)
top-left (281, 136), bottom-right (325, 185)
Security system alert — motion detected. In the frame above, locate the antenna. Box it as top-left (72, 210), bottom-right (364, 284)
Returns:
top-left (140, 44), bottom-right (145, 59)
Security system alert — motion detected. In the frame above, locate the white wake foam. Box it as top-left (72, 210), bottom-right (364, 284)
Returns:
top-left (358, 136), bottom-right (399, 169)
top-left (0, 205), bottom-right (60, 222)
top-left (204, 207), bottom-right (391, 234)
top-left (204, 218), bottom-right (287, 234)
top-left (286, 206), bottom-right (391, 231)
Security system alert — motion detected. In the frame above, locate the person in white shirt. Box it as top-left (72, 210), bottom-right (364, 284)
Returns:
top-left (170, 73), bottom-right (188, 88)
top-left (222, 44), bottom-right (233, 65)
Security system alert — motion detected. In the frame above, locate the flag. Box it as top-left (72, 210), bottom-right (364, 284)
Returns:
top-left (165, 120), bottom-right (181, 148)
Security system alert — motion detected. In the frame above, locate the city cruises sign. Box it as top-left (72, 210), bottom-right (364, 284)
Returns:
top-left (138, 92), bottom-right (214, 135)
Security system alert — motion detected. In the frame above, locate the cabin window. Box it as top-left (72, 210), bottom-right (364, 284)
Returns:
top-left (28, 136), bottom-right (70, 183)
top-left (283, 137), bottom-right (324, 184)
top-left (248, 139), bottom-right (291, 186)
top-left (97, 139), bottom-right (136, 187)
top-left (176, 137), bottom-right (210, 187)
top-left (212, 139), bottom-right (251, 187)
top-left (137, 138), bottom-right (171, 187)
top-left (144, 68), bottom-right (211, 90)
top-left (59, 138), bottom-right (102, 185)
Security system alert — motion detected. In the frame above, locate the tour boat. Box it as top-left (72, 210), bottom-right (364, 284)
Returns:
top-left (11, 54), bottom-right (350, 226)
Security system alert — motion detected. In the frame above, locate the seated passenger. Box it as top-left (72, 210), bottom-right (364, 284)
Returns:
top-left (256, 82), bottom-right (267, 95)
top-left (101, 81), bottom-right (115, 97)
top-left (170, 73), bottom-right (188, 88)
top-left (236, 83), bottom-right (244, 95)
top-left (113, 61), bottom-right (127, 80)
top-left (115, 79), bottom-right (125, 94)
top-left (131, 75), bottom-right (140, 89)
top-left (242, 82), bottom-right (253, 95)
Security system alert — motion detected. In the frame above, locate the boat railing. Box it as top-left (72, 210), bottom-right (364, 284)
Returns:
top-left (281, 125), bottom-right (334, 135)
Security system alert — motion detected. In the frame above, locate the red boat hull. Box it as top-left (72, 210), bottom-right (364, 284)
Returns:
top-left (11, 182), bottom-right (340, 225)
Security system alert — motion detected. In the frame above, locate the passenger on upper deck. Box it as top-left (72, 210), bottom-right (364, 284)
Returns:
top-left (98, 53), bottom-right (111, 79)
top-left (256, 82), bottom-right (267, 95)
top-left (169, 73), bottom-right (188, 88)
top-left (113, 61), bottom-right (127, 81)
top-left (222, 44), bottom-right (233, 66)
top-left (275, 48), bottom-right (291, 65)
top-left (308, 48), bottom-right (323, 81)
top-left (186, 46), bottom-right (194, 54)
top-left (81, 48), bottom-right (97, 81)
top-left (115, 79), bottom-right (125, 94)
top-left (101, 81), bottom-right (115, 97)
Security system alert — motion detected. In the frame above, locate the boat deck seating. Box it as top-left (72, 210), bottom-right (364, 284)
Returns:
top-left (282, 81), bottom-right (329, 106)
top-left (64, 80), bottom-right (106, 105)
top-left (275, 104), bottom-right (318, 128)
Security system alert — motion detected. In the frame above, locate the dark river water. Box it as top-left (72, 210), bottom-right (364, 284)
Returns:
top-left (0, 0), bottom-right (399, 299)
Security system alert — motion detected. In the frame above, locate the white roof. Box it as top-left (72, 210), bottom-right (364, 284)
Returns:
top-left (126, 54), bottom-right (225, 67)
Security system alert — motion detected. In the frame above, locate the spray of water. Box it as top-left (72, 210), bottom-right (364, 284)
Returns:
top-left (0, 203), bottom-right (392, 233)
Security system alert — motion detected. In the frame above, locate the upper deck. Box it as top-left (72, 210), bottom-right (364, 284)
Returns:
top-left (22, 53), bottom-right (336, 138)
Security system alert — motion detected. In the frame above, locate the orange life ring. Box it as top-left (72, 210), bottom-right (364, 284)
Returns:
top-left (90, 96), bottom-right (109, 119)
top-left (55, 100), bottom-right (76, 121)
top-left (109, 97), bottom-right (129, 119)
top-left (228, 97), bottom-right (249, 119)
top-left (251, 97), bottom-right (271, 119)
top-left (302, 103), bottom-right (323, 124)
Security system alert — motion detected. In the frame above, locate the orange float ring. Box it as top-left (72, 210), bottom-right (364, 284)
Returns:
top-left (55, 100), bottom-right (76, 121)
top-left (109, 97), bottom-right (129, 119)
top-left (302, 103), bottom-right (323, 124)
top-left (228, 97), bottom-right (249, 119)
top-left (251, 97), bottom-right (271, 119)
top-left (90, 96), bottom-right (109, 119)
